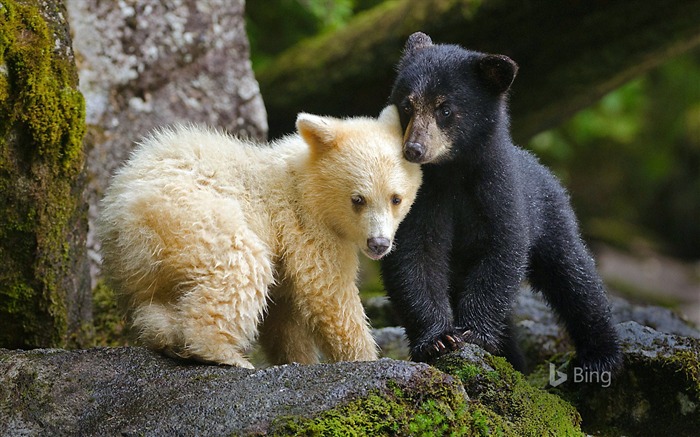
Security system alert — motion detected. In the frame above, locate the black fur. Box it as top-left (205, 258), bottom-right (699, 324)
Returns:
top-left (380, 32), bottom-right (622, 374)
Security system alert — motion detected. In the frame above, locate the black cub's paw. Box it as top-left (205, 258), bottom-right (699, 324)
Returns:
top-left (412, 330), bottom-right (466, 362)
top-left (455, 328), bottom-right (502, 355)
top-left (574, 351), bottom-right (624, 377)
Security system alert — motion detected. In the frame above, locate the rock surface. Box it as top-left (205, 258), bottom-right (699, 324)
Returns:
top-left (0, 347), bottom-right (465, 436)
top-left (369, 289), bottom-right (700, 435)
top-left (64, 0), bottom-right (267, 287)
top-left (0, 347), bottom-right (456, 436)
top-left (367, 287), bottom-right (700, 366)
top-left (0, 343), bottom-right (587, 436)
top-left (2, 295), bottom-right (698, 436)
top-left (515, 287), bottom-right (699, 370)
top-left (533, 321), bottom-right (700, 436)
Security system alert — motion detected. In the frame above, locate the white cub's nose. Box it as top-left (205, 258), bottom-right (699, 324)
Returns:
top-left (367, 237), bottom-right (391, 258)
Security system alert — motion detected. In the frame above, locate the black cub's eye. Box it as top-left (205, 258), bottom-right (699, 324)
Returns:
top-left (352, 195), bottom-right (366, 207)
top-left (401, 101), bottom-right (413, 114)
top-left (391, 195), bottom-right (402, 206)
top-left (438, 104), bottom-right (452, 118)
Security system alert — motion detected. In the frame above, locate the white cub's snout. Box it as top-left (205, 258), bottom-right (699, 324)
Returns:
top-left (366, 236), bottom-right (391, 260)
top-left (361, 212), bottom-right (395, 260)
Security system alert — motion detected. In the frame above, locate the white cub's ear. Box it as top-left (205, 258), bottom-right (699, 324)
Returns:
top-left (296, 113), bottom-right (337, 154)
top-left (378, 105), bottom-right (402, 136)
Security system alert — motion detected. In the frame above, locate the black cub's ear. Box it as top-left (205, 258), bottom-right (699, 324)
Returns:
top-left (403, 32), bottom-right (433, 55)
top-left (477, 54), bottom-right (519, 94)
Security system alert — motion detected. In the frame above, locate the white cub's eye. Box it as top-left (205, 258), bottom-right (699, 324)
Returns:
top-left (391, 195), bottom-right (402, 206)
top-left (351, 195), bottom-right (366, 207)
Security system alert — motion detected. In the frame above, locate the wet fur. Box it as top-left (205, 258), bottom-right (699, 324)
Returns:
top-left (98, 107), bottom-right (421, 367)
top-left (380, 33), bottom-right (622, 374)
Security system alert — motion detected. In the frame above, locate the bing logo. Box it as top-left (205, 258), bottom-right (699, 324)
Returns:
top-left (549, 362), bottom-right (612, 388)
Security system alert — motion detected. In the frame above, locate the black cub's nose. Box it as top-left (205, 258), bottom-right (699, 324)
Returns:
top-left (404, 142), bottom-right (425, 163)
top-left (367, 237), bottom-right (391, 257)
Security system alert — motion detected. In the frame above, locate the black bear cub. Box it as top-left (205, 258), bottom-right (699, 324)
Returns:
top-left (380, 32), bottom-right (622, 374)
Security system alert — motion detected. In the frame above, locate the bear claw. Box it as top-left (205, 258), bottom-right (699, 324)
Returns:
top-left (414, 330), bottom-right (467, 362)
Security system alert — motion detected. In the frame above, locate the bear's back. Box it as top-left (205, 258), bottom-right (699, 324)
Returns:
top-left (104, 125), bottom-right (307, 256)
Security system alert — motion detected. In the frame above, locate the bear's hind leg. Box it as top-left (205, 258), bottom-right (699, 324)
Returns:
top-left (529, 236), bottom-right (622, 374)
top-left (500, 316), bottom-right (526, 371)
top-left (131, 302), bottom-right (237, 365)
top-left (175, 230), bottom-right (273, 368)
top-left (131, 303), bottom-right (183, 354)
top-left (155, 193), bottom-right (275, 368)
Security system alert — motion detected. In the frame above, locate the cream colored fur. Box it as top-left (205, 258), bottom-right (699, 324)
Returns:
top-left (97, 106), bottom-right (421, 368)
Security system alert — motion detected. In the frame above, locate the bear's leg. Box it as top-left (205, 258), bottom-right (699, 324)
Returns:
top-left (175, 286), bottom-right (260, 367)
top-left (258, 290), bottom-right (318, 365)
top-left (277, 227), bottom-right (378, 362)
top-left (174, 226), bottom-right (273, 368)
top-left (152, 193), bottom-right (274, 368)
top-left (500, 316), bottom-right (526, 371)
top-left (450, 239), bottom-right (528, 366)
top-left (131, 302), bottom-right (239, 365)
top-left (130, 302), bottom-right (183, 354)
top-left (307, 289), bottom-right (378, 362)
top-left (380, 203), bottom-right (460, 363)
top-left (291, 276), bottom-right (378, 363)
top-left (529, 235), bottom-right (622, 375)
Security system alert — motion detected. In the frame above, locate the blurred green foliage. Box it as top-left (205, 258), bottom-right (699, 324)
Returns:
top-left (529, 54), bottom-right (700, 258)
top-left (247, 0), bottom-right (383, 70)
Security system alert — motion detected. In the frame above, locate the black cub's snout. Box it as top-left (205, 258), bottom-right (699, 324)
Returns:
top-left (367, 237), bottom-right (391, 256)
top-left (404, 142), bottom-right (425, 163)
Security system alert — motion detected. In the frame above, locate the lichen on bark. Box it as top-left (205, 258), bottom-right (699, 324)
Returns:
top-left (0, 0), bottom-right (88, 348)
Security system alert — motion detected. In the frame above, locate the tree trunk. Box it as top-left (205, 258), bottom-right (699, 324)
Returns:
top-left (0, 0), bottom-right (89, 348)
top-left (64, 2), bottom-right (267, 347)
top-left (258, 0), bottom-right (700, 141)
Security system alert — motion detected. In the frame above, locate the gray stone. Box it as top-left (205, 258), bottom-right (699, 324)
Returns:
top-left (0, 347), bottom-right (460, 436)
top-left (611, 295), bottom-right (700, 339)
top-left (513, 287), bottom-right (700, 369)
top-left (65, 0), bottom-right (267, 287)
top-left (373, 326), bottom-right (410, 360)
top-left (538, 321), bottom-right (700, 436)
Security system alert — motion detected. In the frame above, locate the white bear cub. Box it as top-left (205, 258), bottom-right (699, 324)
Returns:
top-left (97, 106), bottom-right (421, 368)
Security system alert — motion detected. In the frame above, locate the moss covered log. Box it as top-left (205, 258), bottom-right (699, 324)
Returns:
top-left (0, 0), bottom-right (88, 348)
top-left (258, 0), bottom-right (700, 140)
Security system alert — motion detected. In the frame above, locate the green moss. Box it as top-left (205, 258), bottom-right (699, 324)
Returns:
top-left (270, 369), bottom-right (515, 436)
top-left (91, 280), bottom-right (128, 347)
top-left (268, 353), bottom-right (585, 436)
top-left (530, 338), bottom-right (700, 436)
top-left (0, 0), bottom-right (86, 348)
top-left (667, 349), bottom-right (700, 397)
top-left (436, 352), bottom-right (584, 437)
top-left (272, 390), bottom-right (490, 436)
top-left (274, 393), bottom-right (408, 435)
top-left (0, 2), bottom-right (84, 170)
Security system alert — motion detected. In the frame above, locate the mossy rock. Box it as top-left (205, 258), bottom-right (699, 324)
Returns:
top-left (269, 369), bottom-right (476, 436)
top-left (434, 345), bottom-right (584, 436)
top-left (530, 321), bottom-right (700, 436)
top-left (272, 344), bottom-right (583, 436)
top-left (0, 347), bottom-right (474, 435)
